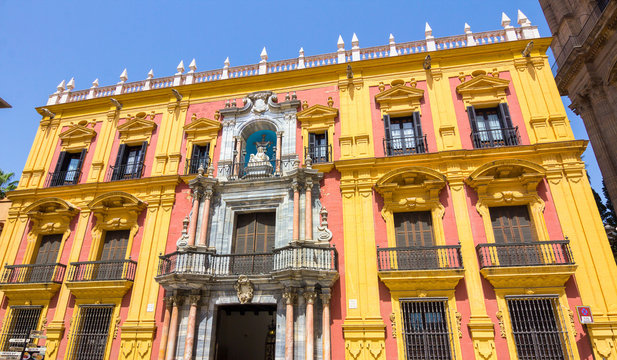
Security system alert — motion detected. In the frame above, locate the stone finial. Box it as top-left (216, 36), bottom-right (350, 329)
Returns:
top-left (189, 58), bottom-right (197, 72)
top-left (214, 110), bottom-right (220, 120)
top-left (501, 12), bottom-right (512, 28)
top-left (351, 33), bottom-right (360, 61)
top-left (327, 96), bottom-right (334, 107)
top-left (57, 80), bottom-right (66, 92)
top-left (425, 22), bottom-right (433, 37)
top-left (305, 153), bottom-right (312, 169)
top-left (464, 23), bottom-right (471, 34)
top-left (465, 23), bottom-right (476, 46)
top-left (147, 69), bottom-right (154, 79)
top-left (260, 47), bottom-right (268, 62)
top-left (198, 164), bottom-right (205, 176)
top-left (517, 10), bottom-right (530, 26)
top-left (299, 47), bottom-right (304, 56)
top-left (91, 78), bottom-right (99, 88)
top-left (298, 47), bottom-right (305, 69)
top-left (207, 163), bottom-right (214, 177)
top-left (222, 57), bottom-right (230, 79)
top-left (66, 77), bottom-right (75, 91)
top-left (224, 57), bottom-right (230, 66)
top-left (176, 60), bottom-right (185, 74)
top-left (337, 35), bottom-right (345, 49)
top-left (119, 69), bottom-right (128, 83)
top-left (302, 100), bottom-right (308, 109)
top-left (176, 216), bottom-right (190, 248)
top-left (351, 33), bottom-right (359, 48)
top-left (317, 206), bottom-right (333, 242)
top-left (389, 33), bottom-right (398, 57)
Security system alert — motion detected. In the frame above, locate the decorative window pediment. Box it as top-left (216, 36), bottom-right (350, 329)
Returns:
top-left (59, 124), bottom-right (97, 151)
top-left (296, 104), bottom-right (338, 126)
top-left (456, 74), bottom-right (510, 107)
top-left (88, 192), bottom-right (145, 230)
top-left (184, 114), bottom-right (222, 140)
top-left (117, 113), bottom-right (157, 142)
top-left (375, 83), bottom-right (425, 116)
top-left (24, 197), bottom-right (79, 235)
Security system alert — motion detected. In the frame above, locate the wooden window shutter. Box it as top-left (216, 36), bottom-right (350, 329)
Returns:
top-left (111, 144), bottom-right (126, 180)
top-left (100, 230), bottom-right (130, 261)
top-left (383, 114), bottom-right (392, 140)
top-left (490, 206), bottom-right (535, 243)
top-left (466, 106), bottom-right (479, 132)
top-left (34, 234), bottom-right (62, 264)
top-left (54, 151), bottom-right (67, 173)
top-left (394, 212), bottom-right (434, 247)
top-left (498, 102), bottom-right (513, 128)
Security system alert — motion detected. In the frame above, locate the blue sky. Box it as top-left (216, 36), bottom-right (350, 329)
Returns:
top-left (0, 0), bottom-right (604, 195)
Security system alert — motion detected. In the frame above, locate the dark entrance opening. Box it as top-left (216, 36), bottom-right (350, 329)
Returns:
top-left (214, 304), bottom-right (277, 360)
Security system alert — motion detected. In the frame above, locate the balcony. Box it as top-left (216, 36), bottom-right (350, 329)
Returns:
top-left (471, 127), bottom-right (520, 149)
top-left (184, 157), bottom-right (211, 175)
top-left (305, 145), bottom-right (332, 164)
top-left (383, 135), bottom-right (427, 156)
top-left (107, 162), bottom-right (144, 181)
top-left (156, 244), bottom-right (338, 289)
top-left (65, 259), bottom-right (137, 298)
top-left (376, 245), bottom-right (465, 291)
top-left (45, 170), bottom-right (81, 187)
top-left (216, 159), bottom-right (298, 181)
top-left (476, 240), bottom-right (577, 288)
top-left (0, 263), bottom-right (66, 300)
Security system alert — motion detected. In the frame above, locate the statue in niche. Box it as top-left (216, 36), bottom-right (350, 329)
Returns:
top-left (245, 134), bottom-right (274, 177)
top-left (249, 146), bottom-right (270, 163)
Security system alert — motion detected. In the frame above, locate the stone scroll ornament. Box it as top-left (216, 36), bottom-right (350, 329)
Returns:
top-left (235, 275), bottom-right (254, 304)
top-left (317, 207), bottom-right (333, 242)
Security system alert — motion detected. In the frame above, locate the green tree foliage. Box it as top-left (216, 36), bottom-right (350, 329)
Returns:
top-left (594, 180), bottom-right (617, 257)
top-left (0, 170), bottom-right (18, 199)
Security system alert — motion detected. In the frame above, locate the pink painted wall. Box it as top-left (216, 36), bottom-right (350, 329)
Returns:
top-left (370, 81), bottom-right (436, 158)
top-left (450, 72), bottom-right (530, 150)
top-left (181, 100), bottom-right (226, 176)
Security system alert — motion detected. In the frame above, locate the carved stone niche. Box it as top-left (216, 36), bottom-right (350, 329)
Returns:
top-left (87, 192), bottom-right (146, 259)
top-left (374, 80), bottom-right (425, 116)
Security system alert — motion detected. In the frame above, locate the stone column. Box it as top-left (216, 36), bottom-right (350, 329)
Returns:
top-left (157, 296), bottom-right (172, 359)
top-left (304, 289), bottom-right (317, 360)
top-left (187, 191), bottom-right (200, 246)
top-left (321, 292), bottom-right (331, 360)
top-left (183, 294), bottom-right (200, 360)
top-left (305, 179), bottom-right (313, 240)
top-left (197, 188), bottom-right (213, 247)
top-left (292, 180), bottom-right (300, 242)
top-left (276, 131), bottom-right (283, 174)
top-left (282, 288), bottom-right (296, 360)
top-left (234, 136), bottom-right (242, 178)
top-left (165, 295), bottom-right (183, 360)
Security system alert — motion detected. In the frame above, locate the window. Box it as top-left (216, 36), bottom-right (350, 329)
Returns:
top-left (95, 230), bottom-right (130, 280)
top-left (467, 103), bottom-right (519, 148)
top-left (490, 206), bottom-right (540, 265)
top-left (394, 212), bottom-right (437, 269)
top-left (0, 306), bottom-right (41, 351)
top-left (232, 213), bottom-right (275, 274)
top-left (29, 234), bottom-right (62, 282)
top-left (111, 142), bottom-right (147, 181)
top-left (400, 298), bottom-right (453, 360)
top-left (507, 296), bottom-right (571, 360)
top-left (383, 112), bottom-right (426, 156)
top-left (68, 305), bottom-right (114, 360)
top-left (307, 132), bottom-right (330, 163)
top-left (187, 144), bottom-right (211, 174)
top-left (49, 149), bottom-right (86, 186)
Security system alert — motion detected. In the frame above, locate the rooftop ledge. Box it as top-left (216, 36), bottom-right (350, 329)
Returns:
top-left (47, 10), bottom-right (539, 106)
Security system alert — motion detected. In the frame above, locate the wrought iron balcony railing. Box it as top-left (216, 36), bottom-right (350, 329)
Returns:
top-left (67, 259), bottom-right (137, 282)
top-left (305, 145), bottom-right (332, 164)
top-left (185, 157), bottom-right (211, 175)
top-left (476, 240), bottom-right (574, 268)
top-left (158, 245), bottom-right (337, 277)
top-left (45, 170), bottom-right (81, 187)
top-left (377, 245), bottom-right (462, 271)
top-left (471, 126), bottom-right (520, 149)
top-left (0, 263), bottom-right (66, 284)
top-left (107, 162), bottom-right (145, 181)
top-left (383, 135), bottom-right (428, 156)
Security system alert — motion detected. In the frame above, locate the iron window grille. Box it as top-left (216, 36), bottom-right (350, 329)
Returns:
top-left (0, 306), bottom-right (42, 351)
top-left (400, 298), bottom-right (455, 360)
top-left (506, 296), bottom-right (573, 360)
top-left (68, 304), bottom-right (114, 360)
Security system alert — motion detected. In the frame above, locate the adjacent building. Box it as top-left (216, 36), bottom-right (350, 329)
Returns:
top-left (539, 0), bottom-right (617, 206)
top-left (0, 10), bottom-right (616, 360)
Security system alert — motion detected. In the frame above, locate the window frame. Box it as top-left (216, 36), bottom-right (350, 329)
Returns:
top-left (383, 112), bottom-right (426, 156)
top-left (67, 304), bottom-right (115, 360)
top-left (49, 149), bottom-right (87, 186)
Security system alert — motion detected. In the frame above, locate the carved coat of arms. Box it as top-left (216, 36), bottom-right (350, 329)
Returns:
top-left (234, 275), bottom-right (254, 304)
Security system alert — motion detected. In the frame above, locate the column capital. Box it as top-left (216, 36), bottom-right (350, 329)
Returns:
top-left (276, 131), bottom-right (284, 137)
top-left (304, 290), bottom-right (317, 304)
top-left (292, 180), bottom-right (301, 192)
top-left (187, 294), bottom-right (201, 306)
top-left (170, 295), bottom-right (184, 307)
top-left (320, 292), bottom-right (331, 304)
top-left (203, 187), bottom-right (213, 200)
top-left (163, 296), bottom-right (174, 308)
top-left (305, 178), bottom-right (313, 190)
top-left (282, 288), bottom-right (297, 304)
